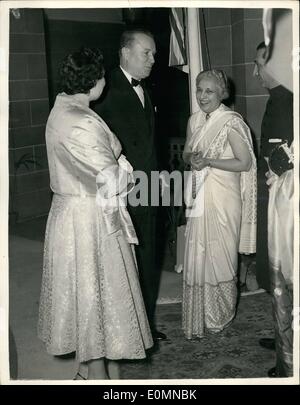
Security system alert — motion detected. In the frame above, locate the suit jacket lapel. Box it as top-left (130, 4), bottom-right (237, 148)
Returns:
top-left (116, 68), bottom-right (145, 110)
top-left (115, 67), bottom-right (154, 136)
top-left (143, 86), bottom-right (154, 132)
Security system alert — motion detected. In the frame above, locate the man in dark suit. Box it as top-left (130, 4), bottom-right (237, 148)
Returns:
top-left (94, 29), bottom-right (166, 341)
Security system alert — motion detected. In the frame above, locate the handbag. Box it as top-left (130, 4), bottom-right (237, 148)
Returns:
top-left (268, 139), bottom-right (294, 177)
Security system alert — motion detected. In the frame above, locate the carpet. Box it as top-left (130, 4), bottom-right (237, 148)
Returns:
top-left (8, 219), bottom-right (278, 381)
top-left (120, 292), bottom-right (277, 380)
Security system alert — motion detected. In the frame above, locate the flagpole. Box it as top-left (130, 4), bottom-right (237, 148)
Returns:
top-left (186, 8), bottom-right (204, 114)
top-left (168, 8), bottom-right (206, 274)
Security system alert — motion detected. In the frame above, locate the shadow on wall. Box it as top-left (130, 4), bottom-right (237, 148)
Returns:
top-left (225, 77), bottom-right (236, 109)
top-left (9, 326), bottom-right (18, 379)
top-left (43, 12), bottom-right (125, 107)
top-left (225, 77), bottom-right (259, 158)
top-left (240, 110), bottom-right (259, 158)
top-left (245, 123), bottom-right (259, 158)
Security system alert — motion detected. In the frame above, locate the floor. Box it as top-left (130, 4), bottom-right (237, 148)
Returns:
top-left (118, 294), bottom-right (277, 380)
top-left (8, 216), bottom-right (183, 381)
top-left (7, 216), bottom-right (276, 382)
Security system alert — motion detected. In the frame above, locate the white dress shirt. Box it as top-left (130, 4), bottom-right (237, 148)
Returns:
top-left (120, 66), bottom-right (145, 107)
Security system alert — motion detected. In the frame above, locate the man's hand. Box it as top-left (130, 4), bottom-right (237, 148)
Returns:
top-left (265, 169), bottom-right (278, 187)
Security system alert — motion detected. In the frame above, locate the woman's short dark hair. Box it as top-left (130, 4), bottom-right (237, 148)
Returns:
top-left (59, 47), bottom-right (105, 95)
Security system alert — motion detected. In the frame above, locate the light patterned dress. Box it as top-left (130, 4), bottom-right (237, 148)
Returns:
top-left (37, 93), bottom-right (153, 362)
top-left (182, 104), bottom-right (257, 339)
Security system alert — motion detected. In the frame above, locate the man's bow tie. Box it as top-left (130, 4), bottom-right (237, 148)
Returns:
top-left (131, 78), bottom-right (141, 87)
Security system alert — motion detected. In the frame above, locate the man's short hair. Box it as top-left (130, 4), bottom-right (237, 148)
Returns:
top-left (119, 29), bottom-right (154, 53)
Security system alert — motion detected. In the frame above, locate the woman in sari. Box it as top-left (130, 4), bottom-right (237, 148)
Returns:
top-left (182, 70), bottom-right (257, 339)
top-left (37, 47), bottom-right (153, 379)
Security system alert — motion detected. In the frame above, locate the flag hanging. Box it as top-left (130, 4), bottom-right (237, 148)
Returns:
top-left (168, 8), bottom-right (189, 73)
top-left (186, 8), bottom-right (204, 113)
top-left (169, 8), bottom-right (210, 112)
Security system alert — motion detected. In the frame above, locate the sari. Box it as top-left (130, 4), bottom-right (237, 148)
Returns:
top-left (182, 104), bottom-right (257, 339)
top-left (268, 142), bottom-right (294, 376)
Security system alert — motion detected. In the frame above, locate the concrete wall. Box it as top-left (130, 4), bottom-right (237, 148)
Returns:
top-left (44, 8), bottom-right (123, 23)
top-left (204, 8), bottom-right (267, 152)
top-left (9, 9), bottom-right (51, 221)
top-left (204, 8), bottom-right (233, 83)
top-left (9, 8), bottom-right (124, 222)
top-left (45, 16), bottom-right (124, 106)
top-left (231, 8), bottom-right (268, 152)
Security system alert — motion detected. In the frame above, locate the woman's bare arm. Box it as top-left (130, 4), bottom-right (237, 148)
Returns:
top-left (193, 127), bottom-right (252, 172)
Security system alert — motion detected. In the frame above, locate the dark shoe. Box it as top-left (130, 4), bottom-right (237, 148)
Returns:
top-left (267, 367), bottom-right (277, 378)
top-left (73, 372), bottom-right (87, 380)
top-left (259, 338), bottom-right (275, 351)
top-left (153, 330), bottom-right (167, 341)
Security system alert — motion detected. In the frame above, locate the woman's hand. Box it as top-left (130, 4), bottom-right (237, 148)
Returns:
top-left (190, 152), bottom-right (202, 169)
top-left (191, 152), bottom-right (209, 171)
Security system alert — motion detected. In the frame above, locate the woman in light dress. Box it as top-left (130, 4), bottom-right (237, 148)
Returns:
top-left (37, 48), bottom-right (153, 380)
top-left (182, 70), bottom-right (257, 339)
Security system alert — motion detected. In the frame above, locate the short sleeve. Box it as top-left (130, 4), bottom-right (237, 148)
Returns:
top-left (227, 117), bottom-right (254, 148)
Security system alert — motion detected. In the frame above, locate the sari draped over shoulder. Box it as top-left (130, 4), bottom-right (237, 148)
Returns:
top-left (183, 104), bottom-right (257, 339)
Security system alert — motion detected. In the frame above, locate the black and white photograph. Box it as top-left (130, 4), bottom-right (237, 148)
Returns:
top-left (0, 0), bottom-right (299, 384)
